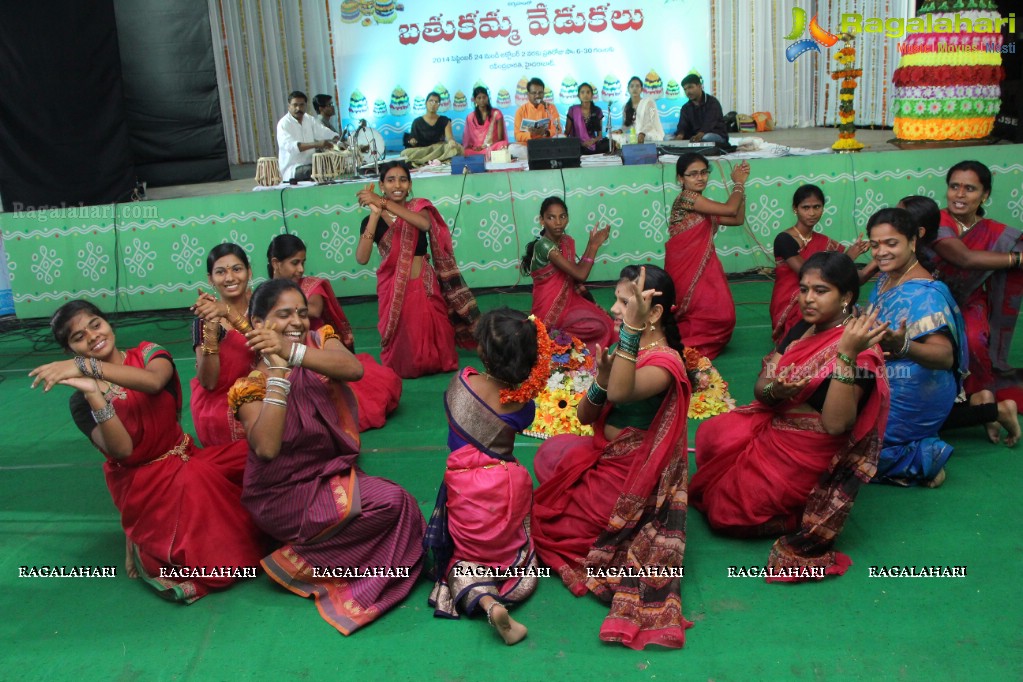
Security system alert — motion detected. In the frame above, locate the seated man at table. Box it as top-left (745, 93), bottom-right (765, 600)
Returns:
top-left (312, 93), bottom-right (337, 133)
top-left (674, 73), bottom-right (729, 144)
top-left (277, 90), bottom-right (339, 182)
top-left (511, 77), bottom-right (562, 159)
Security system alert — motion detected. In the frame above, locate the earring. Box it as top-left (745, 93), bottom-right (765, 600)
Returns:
top-left (842, 302), bottom-right (849, 314)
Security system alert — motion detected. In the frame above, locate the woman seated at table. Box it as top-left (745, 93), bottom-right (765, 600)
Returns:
top-left (565, 82), bottom-right (609, 154)
top-left (231, 279), bottom-right (425, 635)
top-left (462, 86), bottom-right (508, 157)
top-left (611, 76), bottom-right (664, 145)
top-left (31, 301), bottom-right (264, 602)
top-left (267, 234), bottom-right (402, 431)
top-left (771, 184), bottom-right (872, 344)
top-left (401, 91), bottom-right (463, 167)
top-left (532, 264), bottom-right (692, 650)
top-left (926, 160), bottom-right (1023, 405)
top-left (691, 252), bottom-right (890, 580)
top-left (865, 207), bottom-right (966, 487)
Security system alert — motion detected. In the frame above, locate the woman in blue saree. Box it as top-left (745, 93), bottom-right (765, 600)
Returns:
top-left (867, 206), bottom-right (967, 487)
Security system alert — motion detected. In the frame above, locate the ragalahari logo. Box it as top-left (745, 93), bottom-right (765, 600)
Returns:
top-left (784, 7), bottom-right (838, 62)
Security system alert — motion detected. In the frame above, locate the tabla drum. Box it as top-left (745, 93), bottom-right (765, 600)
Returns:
top-left (255, 156), bottom-right (281, 186)
top-left (312, 151), bottom-right (344, 183)
top-left (350, 127), bottom-right (386, 166)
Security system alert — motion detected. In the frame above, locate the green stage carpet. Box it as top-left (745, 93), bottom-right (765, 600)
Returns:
top-left (1, 281), bottom-right (1020, 680)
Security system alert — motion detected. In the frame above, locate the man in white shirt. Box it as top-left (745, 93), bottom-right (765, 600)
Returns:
top-left (276, 90), bottom-right (338, 181)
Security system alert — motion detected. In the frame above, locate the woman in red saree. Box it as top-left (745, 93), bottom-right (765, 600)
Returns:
top-left (190, 243), bottom-right (256, 446)
top-left (691, 252), bottom-right (890, 580)
top-left (664, 153), bottom-right (750, 359)
top-left (926, 160), bottom-right (1023, 404)
top-left (425, 309), bottom-right (544, 645)
top-left (520, 196), bottom-right (615, 354)
top-left (267, 234), bottom-right (402, 430)
top-left (231, 280), bottom-right (424, 635)
top-left (771, 184), bottom-right (872, 344)
top-left (533, 264), bottom-right (692, 650)
top-left (30, 301), bottom-right (264, 603)
top-left (356, 160), bottom-right (480, 378)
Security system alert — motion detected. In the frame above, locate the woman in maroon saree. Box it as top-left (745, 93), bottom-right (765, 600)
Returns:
top-left (665, 153), bottom-right (750, 359)
top-left (190, 243), bottom-right (256, 446)
top-left (520, 196), bottom-right (614, 354)
top-left (532, 265), bottom-right (692, 650)
top-left (31, 301), bottom-right (264, 603)
top-left (356, 160), bottom-right (480, 378)
top-left (231, 280), bottom-right (424, 635)
top-left (267, 233), bottom-right (402, 430)
top-left (692, 252), bottom-right (890, 580)
top-left (927, 160), bottom-right (1023, 403)
top-left (771, 184), bottom-right (872, 344)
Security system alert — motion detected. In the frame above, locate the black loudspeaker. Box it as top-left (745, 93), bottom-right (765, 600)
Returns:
top-left (527, 138), bottom-right (582, 170)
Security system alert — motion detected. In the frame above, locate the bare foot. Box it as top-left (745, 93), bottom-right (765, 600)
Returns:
top-left (923, 468), bottom-right (946, 488)
top-left (998, 399), bottom-right (1020, 447)
top-left (986, 419), bottom-right (1002, 444)
top-left (487, 603), bottom-right (528, 645)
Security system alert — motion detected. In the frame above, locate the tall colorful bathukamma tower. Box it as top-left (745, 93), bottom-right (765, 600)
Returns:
top-left (892, 0), bottom-right (1005, 141)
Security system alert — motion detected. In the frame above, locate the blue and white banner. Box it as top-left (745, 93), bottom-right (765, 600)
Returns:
top-left (330, 0), bottom-right (711, 149)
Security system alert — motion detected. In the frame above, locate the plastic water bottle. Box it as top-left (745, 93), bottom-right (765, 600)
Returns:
top-left (628, 126), bottom-right (638, 144)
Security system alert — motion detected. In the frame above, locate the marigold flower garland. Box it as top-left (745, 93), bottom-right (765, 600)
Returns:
top-left (499, 315), bottom-right (555, 404)
top-left (831, 34), bottom-right (864, 151)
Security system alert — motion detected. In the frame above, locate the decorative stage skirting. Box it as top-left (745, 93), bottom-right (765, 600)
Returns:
top-left (2, 145), bottom-right (1021, 319)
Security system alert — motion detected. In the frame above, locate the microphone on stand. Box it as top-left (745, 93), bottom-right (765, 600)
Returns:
top-left (606, 101), bottom-right (616, 155)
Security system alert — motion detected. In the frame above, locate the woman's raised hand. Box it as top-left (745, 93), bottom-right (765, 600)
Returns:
top-left (623, 266), bottom-right (660, 330)
top-left (838, 306), bottom-right (889, 357)
top-left (879, 318), bottom-right (909, 357)
top-left (728, 158), bottom-right (752, 183)
top-left (29, 359), bottom-right (82, 392)
top-left (191, 291), bottom-right (225, 322)
top-left (246, 321), bottom-right (290, 362)
top-left (356, 183), bottom-right (384, 210)
top-left (587, 223), bottom-right (610, 250)
top-left (846, 234), bottom-right (870, 260)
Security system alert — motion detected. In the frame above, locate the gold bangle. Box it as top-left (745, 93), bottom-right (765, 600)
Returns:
top-left (361, 232), bottom-right (375, 241)
top-left (613, 348), bottom-right (637, 363)
top-left (621, 321), bottom-right (645, 334)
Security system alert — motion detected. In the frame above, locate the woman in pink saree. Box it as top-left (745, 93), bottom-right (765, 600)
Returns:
top-left (425, 308), bottom-right (545, 645)
top-left (356, 161), bottom-right (480, 378)
top-left (462, 86), bottom-right (508, 156)
top-left (664, 153), bottom-right (750, 359)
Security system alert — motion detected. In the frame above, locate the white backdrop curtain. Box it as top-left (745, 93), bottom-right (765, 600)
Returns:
top-left (710, 0), bottom-right (914, 129)
top-left (209, 0), bottom-right (915, 162)
top-left (208, 0), bottom-right (336, 164)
